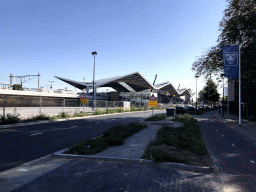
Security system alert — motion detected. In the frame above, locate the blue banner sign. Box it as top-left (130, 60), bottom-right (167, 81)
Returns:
top-left (222, 46), bottom-right (239, 78)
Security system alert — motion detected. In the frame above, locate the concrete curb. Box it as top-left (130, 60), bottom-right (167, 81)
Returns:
top-left (0, 110), bottom-right (165, 129)
top-left (52, 148), bottom-right (212, 173)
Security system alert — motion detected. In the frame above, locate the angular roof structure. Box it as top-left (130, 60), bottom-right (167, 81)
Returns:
top-left (54, 76), bottom-right (86, 90)
top-left (155, 81), bottom-right (178, 95)
top-left (54, 71), bottom-right (193, 97)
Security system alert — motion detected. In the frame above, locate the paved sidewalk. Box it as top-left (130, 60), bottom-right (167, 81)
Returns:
top-left (94, 122), bottom-right (161, 159)
top-left (214, 110), bottom-right (256, 143)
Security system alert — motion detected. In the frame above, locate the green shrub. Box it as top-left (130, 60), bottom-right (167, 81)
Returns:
top-left (23, 114), bottom-right (50, 122)
top-left (150, 149), bottom-right (187, 163)
top-left (114, 107), bottom-right (124, 113)
top-left (49, 115), bottom-right (59, 120)
top-left (35, 114), bottom-right (50, 120)
top-left (73, 112), bottom-right (88, 117)
top-left (106, 135), bottom-right (124, 146)
top-left (93, 108), bottom-right (104, 115)
top-left (67, 137), bottom-right (109, 155)
top-left (0, 113), bottom-right (21, 124)
top-left (145, 114), bottom-right (166, 121)
top-left (130, 105), bottom-right (137, 111)
top-left (60, 112), bottom-right (70, 118)
top-left (0, 108), bottom-right (21, 125)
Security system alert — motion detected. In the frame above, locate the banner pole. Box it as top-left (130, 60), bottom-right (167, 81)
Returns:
top-left (239, 45), bottom-right (241, 126)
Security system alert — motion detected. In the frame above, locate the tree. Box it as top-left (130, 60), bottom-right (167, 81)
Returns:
top-left (202, 79), bottom-right (220, 107)
top-left (192, 0), bottom-right (256, 113)
top-left (12, 84), bottom-right (23, 90)
top-left (198, 89), bottom-right (206, 103)
top-left (192, 0), bottom-right (256, 80)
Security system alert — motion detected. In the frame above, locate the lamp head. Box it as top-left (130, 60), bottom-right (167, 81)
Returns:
top-left (92, 51), bottom-right (97, 56)
top-left (195, 75), bottom-right (199, 78)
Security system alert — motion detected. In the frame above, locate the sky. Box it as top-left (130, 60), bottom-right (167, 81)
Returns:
top-left (1, 0), bottom-right (229, 100)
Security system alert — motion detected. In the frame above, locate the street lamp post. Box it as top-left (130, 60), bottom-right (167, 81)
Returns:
top-left (195, 75), bottom-right (199, 111)
top-left (92, 51), bottom-right (97, 111)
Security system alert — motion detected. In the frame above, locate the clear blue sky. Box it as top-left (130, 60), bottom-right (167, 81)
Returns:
top-left (1, 0), bottom-right (228, 99)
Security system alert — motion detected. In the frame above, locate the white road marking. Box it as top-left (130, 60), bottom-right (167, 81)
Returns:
top-left (18, 168), bottom-right (28, 172)
top-left (30, 132), bottom-right (43, 136)
top-left (71, 126), bottom-right (78, 128)
top-left (95, 121), bottom-right (101, 123)
top-left (231, 144), bottom-right (235, 147)
top-left (111, 119), bottom-right (116, 120)
top-left (250, 160), bottom-right (255, 164)
top-left (74, 172), bottom-right (83, 177)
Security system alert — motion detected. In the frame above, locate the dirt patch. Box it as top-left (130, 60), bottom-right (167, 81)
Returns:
top-left (141, 144), bottom-right (215, 168)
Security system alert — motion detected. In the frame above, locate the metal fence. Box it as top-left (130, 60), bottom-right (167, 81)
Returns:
top-left (0, 95), bottom-right (131, 119)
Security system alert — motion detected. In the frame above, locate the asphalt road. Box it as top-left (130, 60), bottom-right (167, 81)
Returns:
top-left (0, 110), bottom-right (165, 172)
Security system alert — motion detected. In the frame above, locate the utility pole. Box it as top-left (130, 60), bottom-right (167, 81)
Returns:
top-left (10, 73), bottom-right (13, 88)
top-left (10, 73), bottom-right (40, 89)
top-left (48, 81), bottom-right (55, 90)
top-left (38, 72), bottom-right (40, 89)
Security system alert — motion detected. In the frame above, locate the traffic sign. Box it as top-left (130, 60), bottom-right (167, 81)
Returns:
top-left (80, 92), bottom-right (87, 104)
top-left (148, 94), bottom-right (157, 107)
top-left (80, 92), bottom-right (87, 99)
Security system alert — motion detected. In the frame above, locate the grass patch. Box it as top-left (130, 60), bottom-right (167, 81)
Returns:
top-left (113, 107), bottom-right (124, 113)
top-left (145, 114), bottom-right (167, 121)
top-left (72, 112), bottom-right (89, 117)
top-left (130, 105), bottom-right (145, 111)
top-left (143, 149), bottom-right (187, 163)
top-left (93, 108), bottom-right (105, 115)
top-left (65, 122), bottom-right (147, 155)
top-left (148, 106), bottom-right (163, 110)
top-left (143, 114), bottom-right (209, 163)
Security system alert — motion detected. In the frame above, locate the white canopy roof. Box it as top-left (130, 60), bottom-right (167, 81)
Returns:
top-left (55, 71), bottom-right (193, 97)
